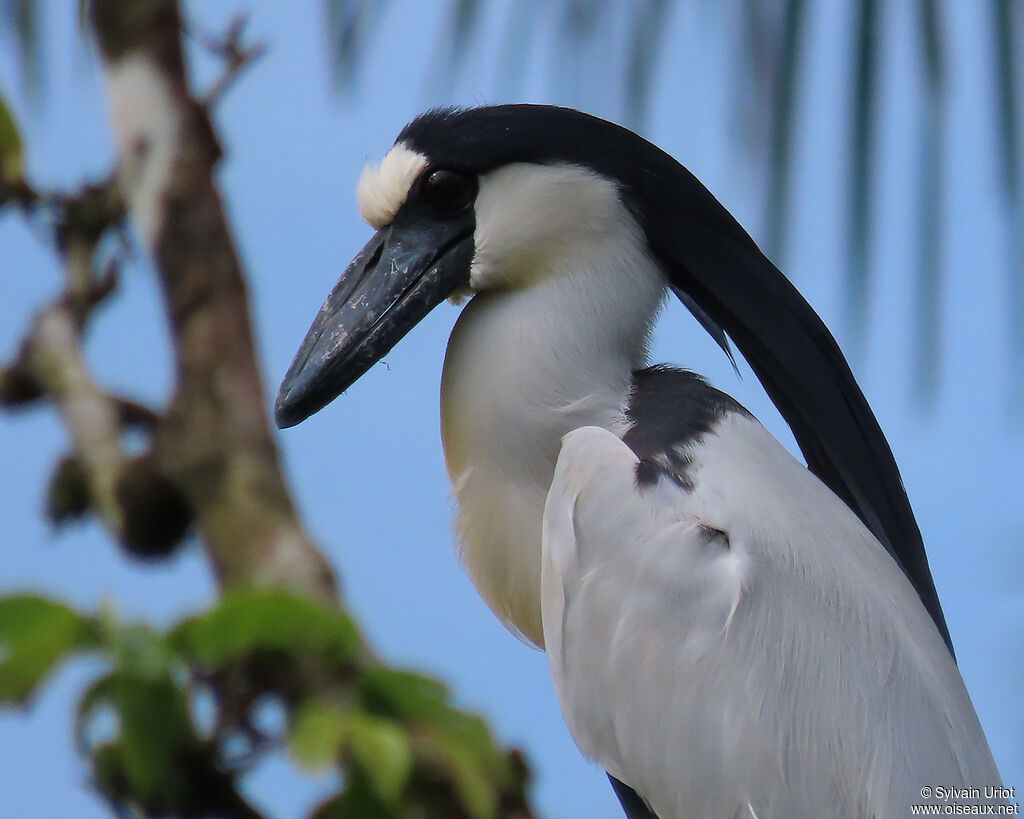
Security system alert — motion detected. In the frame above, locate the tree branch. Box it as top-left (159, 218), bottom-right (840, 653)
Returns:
top-left (0, 6), bottom-right (536, 815)
top-left (2, 179), bottom-right (188, 553)
top-left (90, 0), bottom-right (336, 599)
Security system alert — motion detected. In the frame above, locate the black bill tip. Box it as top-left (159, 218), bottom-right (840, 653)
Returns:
top-left (275, 371), bottom-right (326, 430)
top-left (274, 213), bottom-right (476, 430)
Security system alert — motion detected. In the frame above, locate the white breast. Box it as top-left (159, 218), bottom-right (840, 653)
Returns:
top-left (439, 162), bottom-right (666, 646)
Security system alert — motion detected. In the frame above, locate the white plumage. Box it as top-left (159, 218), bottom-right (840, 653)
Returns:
top-left (440, 162), bottom-right (663, 646)
top-left (542, 422), bottom-right (1000, 818)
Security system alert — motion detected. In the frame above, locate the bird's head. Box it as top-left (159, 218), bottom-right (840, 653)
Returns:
top-left (274, 105), bottom-right (665, 429)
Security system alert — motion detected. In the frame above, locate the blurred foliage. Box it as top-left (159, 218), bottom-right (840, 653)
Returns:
top-left (0, 596), bottom-right (99, 703)
top-left (0, 0), bottom-right (40, 98)
top-left (0, 4), bottom-right (535, 816)
top-left (323, 0), bottom-right (1024, 400)
top-left (0, 95), bottom-right (24, 181)
top-left (913, 0), bottom-right (945, 404)
top-left (324, 0), bottom-right (387, 91)
top-left (0, 590), bottom-right (531, 818)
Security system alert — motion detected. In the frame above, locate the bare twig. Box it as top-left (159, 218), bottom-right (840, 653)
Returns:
top-left (189, 12), bottom-right (268, 109)
top-left (22, 229), bottom-right (129, 535)
top-left (0, 177), bottom-right (38, 210)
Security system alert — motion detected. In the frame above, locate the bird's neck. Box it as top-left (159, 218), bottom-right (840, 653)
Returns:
top-left (440, 234), bottom-right (665, 646)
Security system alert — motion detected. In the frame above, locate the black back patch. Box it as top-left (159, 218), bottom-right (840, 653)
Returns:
top-left (623, 366), bottom-right (750, 490)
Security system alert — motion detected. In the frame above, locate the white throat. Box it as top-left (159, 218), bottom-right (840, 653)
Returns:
top-left (440, 163), bottom-right (666, 646)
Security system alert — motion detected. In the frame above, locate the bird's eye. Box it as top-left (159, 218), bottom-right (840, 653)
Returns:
top-left (419, 169), bottom-right (477, 216)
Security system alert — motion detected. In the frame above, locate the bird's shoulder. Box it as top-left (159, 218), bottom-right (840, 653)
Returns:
top-left (621, 365), bottom-right (751, 490)
top-left (539, 418), bottom-right (753, 813)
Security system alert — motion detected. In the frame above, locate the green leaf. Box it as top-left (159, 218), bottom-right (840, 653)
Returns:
top-left (0, 95), bottom-right (24, 181)
top-left (117, 674), bottom-right (192, 803)
top-left (75, 670), bottom-right (121, 751)
top-left (290, 700), bottom-right (349, 769)
top-left (346, 712), bottom-right (411, 805)
top-left (170, 588), bottom-right (359, 669)
top-left (76, 669), bottom-right (193, 808)
top-left (0, 595), bottom-right (98, 703)
top-left (362, 668), bottom-right (505, 773)
top-left (358, 666), bottom-right (512, 816)
top-left (104, 621), bottom-right (178, 680)
top-left (90, 742), bottom-right (133, 806)
top-left (311, 773), bottom-right (394, 819)
top-left (292, 701), bottom-right (412, 806)
top-left (420, 720), bottom-right (498, 819)
top-left (358, 668), bottom-right (450, 722)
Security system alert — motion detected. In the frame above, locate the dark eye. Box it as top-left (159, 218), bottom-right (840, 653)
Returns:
top-left (419, 169), bottom-right (477, 216)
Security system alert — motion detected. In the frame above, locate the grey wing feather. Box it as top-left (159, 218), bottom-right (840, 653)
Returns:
top-left (541, 422), bottom-right (1002, 819)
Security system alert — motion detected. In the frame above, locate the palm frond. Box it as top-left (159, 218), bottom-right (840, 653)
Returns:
top-left (424, 0), bottom-right (484, 101)
top-left (761, 0), bottom-right (807, 266)
top-left (913, 0), bottom-right (946, 406)
top-left (992, 0), bottom-right (1021, 201)
top-left (1, 0), bottom-right (41, 101)
top-left (846, 0), bottom-right (880, 359)
top-left (990, 0), bottom-right (1024, 411)
top-left (623, 0), bottom-right (670, 129)
top-left (493, 0), bottom-right (540, 101)
top-left (324, 0), bottom-right (389, 93)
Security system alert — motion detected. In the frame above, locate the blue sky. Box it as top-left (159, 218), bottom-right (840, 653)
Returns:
top-left (1, 2), bottom-right (1020, 817)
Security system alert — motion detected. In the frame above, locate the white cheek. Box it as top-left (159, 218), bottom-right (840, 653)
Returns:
top-left (469, 164), bottom-right (623, 290)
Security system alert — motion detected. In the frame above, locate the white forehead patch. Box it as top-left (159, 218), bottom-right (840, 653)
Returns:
top-left (356, 142), bottom-right (428, 229)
